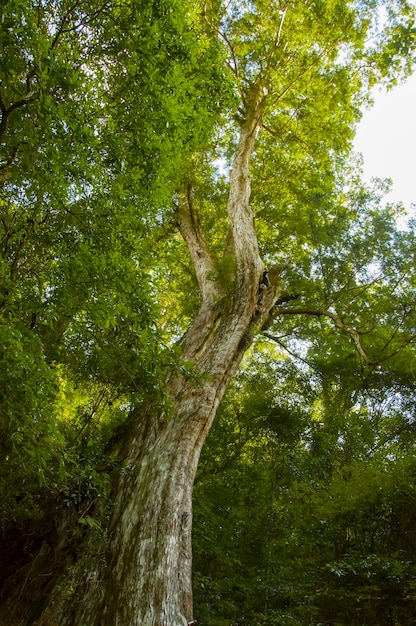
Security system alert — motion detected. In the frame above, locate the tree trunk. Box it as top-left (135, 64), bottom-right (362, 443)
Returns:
top-left (3, 83), bottom-right (277, 626)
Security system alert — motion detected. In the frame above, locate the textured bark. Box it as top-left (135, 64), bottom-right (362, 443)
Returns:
top-left (4, 83), bottom-right (277, 626)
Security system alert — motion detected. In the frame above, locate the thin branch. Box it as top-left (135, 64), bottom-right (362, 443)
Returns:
top-left (50, 1), bottom-right (111, 50)
top-left (270, 62), bottom-right (315, 106)
top-left (272, 298), bottom-right (416, 372)
top-left (218, 29), bottom-right (240, 80)
top-left (0, 146), bottom-right (18, 171)
top-left (276, 7), bottom-right (287, 48)
top-left (325, 310), bottom-right (373, 365)
top-left (260, 123), bottom-right (282, 138)
top-left (261, 121), bottom-right (313, 151)
top-left (272, 305), bottom-right (374, 365)
top-left (269, 43), bottom-right (337, 107)
top-left (50, 1), bottom-right (80, 50)
top-left (376, 329), bottom-right (416, 366)
top-left (4, 93), bottom-right (39, 115)
top-left (265, 5), bottom-right (288, 68)
top-left (370, 420), bottom-right (416, 455)
top-left (0, 92), bottom-right (39, 141)
top-left (262, 331), bottom-right (320, 373)
top-left (0, 90), bottom-right (6, 115)
top-left (340, 274), bottom-right (384, 315)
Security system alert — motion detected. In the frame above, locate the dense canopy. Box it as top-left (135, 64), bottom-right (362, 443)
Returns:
top-left (0, 0), bottom-right (415, 624)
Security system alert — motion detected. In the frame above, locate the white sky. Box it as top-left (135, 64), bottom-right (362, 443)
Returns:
top-left (353, 71), bottom-right (416, 219)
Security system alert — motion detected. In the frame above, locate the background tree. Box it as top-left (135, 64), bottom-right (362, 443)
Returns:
top-left (1, 0), bottom-right (415, 624)
top-left (194, 334), bottom-right (416, 625)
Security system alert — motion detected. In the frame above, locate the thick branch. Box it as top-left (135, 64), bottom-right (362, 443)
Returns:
top-left (227, 82), bottom-right (268, 287)
top-left (177, 185), bottom-right (219, 304)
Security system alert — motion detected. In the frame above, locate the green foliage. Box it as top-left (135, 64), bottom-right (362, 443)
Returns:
top-left (0, 321), bottom-right (59, 523)
top-left (193, 354), bottom-right (313, 624)
top-left (0, 0), bottom-right (229, 529)
top-left (1, 0), bottom-right (416, 619)
top-left (193, 341), bottom-right (416, 625)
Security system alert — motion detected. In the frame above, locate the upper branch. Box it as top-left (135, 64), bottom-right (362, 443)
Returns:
top-left (227, 82), bottom-right (268, 286)
top-left (218, 29), bottom-right (240, 81)
top-left (268, 302), bottom-right (416, 375)
top-left (0, 89), bottom-right (39, 142)
top-left (177, 185), bottom-right (219, 304)
top-left (270, 305), bottom-right (374, 365)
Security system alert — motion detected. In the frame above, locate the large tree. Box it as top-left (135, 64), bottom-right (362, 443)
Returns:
top-left (1, 0), bottom-right (415, 624)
